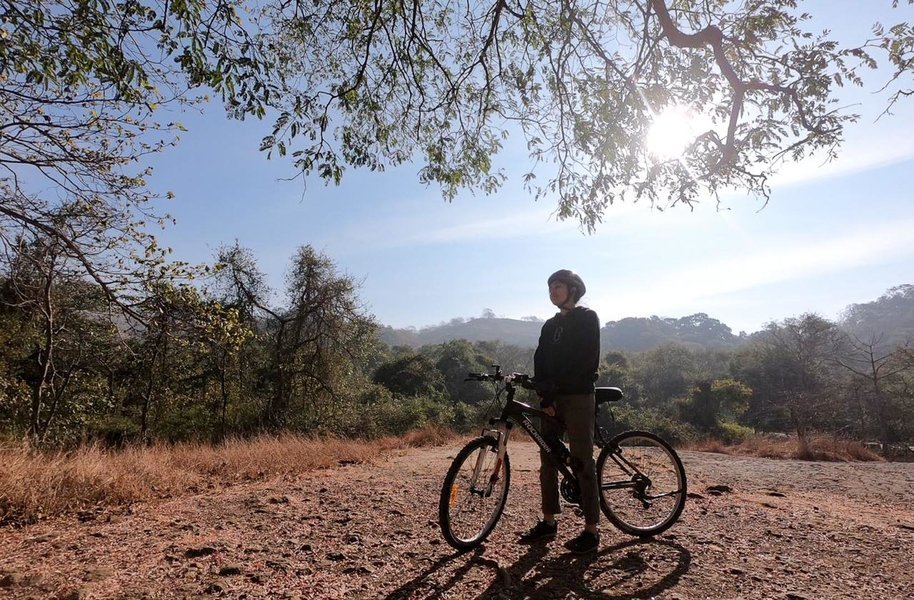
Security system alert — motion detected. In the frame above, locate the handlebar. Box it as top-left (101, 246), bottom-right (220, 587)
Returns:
top-left (465, 364), bottom-right (503, 382)
top-left (464, 367), bottom-right (539, 390)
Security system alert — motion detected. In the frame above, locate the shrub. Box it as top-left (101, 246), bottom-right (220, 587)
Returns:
top-left (356, 385), bottom-right (456, 438)
top-left (152, 403), bottom-right (214, 443)
top-left (716, 420), bottom-right (754, 444)
top-left (452, 401), bottom-right (488, 432)
top-left (85, 415), bottom-right (141, 448)
top-left (600, 404), bottom-right (698, 445)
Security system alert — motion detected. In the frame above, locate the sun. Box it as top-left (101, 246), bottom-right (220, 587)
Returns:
top-left (645, 106), bottom-right (700, 160)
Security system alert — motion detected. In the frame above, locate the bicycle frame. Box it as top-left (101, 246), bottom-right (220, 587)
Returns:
top-left (472, 377), bottom-right (672, 506)
top-left (474, 379), bottom-right (576, 497)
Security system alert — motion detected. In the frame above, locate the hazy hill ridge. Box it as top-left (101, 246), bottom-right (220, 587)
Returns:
top-left (379, 312), bottom-right (741, 351)
top-left (379, 284), bottom-right (914, 352)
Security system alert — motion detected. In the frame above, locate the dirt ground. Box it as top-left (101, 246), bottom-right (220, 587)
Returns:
top-left (2, 438), bottom-right (913, 599)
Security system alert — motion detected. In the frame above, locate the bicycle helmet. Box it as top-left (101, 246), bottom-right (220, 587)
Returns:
top-left (547, 269), bottom-right (586, 302)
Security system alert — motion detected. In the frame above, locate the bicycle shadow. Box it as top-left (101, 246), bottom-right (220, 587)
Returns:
top-left (474, 537), bottom-right (691, 600)
top-left (380, 537), bottom-right (689, 600)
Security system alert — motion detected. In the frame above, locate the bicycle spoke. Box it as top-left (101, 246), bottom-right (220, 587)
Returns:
top-left (439, 437), bottom-right (511, 550)
top-left (598, 431), bottom-right (686, 536)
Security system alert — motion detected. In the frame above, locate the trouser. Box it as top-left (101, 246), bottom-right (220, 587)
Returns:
top-left (538, 392), bottom-right (600, 526)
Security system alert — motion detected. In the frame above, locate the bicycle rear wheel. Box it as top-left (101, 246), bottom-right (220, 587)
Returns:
top-left (438, 436), bottom-right (511, 551)
top-left (597, 430), bottom-right (686, 537)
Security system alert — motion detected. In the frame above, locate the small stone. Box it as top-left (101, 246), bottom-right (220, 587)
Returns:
top-left (343, 565), bottom-right (373, 575)
top-left (0, 573), bottom-right (23, 588)
top-left (266, 559), bottom-right (289, 571)
top-left (218, 564), bottom-right (242, 576)
top-left (185, 546), bottom-right (217, 559)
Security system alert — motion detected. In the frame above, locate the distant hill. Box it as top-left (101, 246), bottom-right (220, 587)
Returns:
top-left (378, 317), bottom-right (543, 349)
top-left (378, 285), bottom-right (914, 353)
top-left (840, 284), bottom-right (914, 348)
top-left (380, 312), bottom-right (743, 352)
top-left (601, 313), bottom-right (744, 352)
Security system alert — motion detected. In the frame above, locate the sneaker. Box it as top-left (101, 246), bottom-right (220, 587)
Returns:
top-left (518, 520), bottom-right (557, 543)
top-left (563, 530), bottom-right (599, 554)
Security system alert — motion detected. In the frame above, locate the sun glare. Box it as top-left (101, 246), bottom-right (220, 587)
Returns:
top-left (646, 106), bottom-right (699, 160)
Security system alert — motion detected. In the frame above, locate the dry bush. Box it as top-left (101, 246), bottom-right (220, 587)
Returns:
top-left (687, 438), bottom-right (731, 455)
top-left (686, 433), bottom-right (884, 462)
top-left (0, 424), bottom-right (455, 526)
top-left (400, 423), bottom-right (456, 447)
top-left (731, 436), bottom-right (796, 460)
top-left (793, 434), bottom-right (884, 462)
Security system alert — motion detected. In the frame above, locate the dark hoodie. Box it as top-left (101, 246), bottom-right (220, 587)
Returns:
top-left (533, 306), bottom-right (600, 406)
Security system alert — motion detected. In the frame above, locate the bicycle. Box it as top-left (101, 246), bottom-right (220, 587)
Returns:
top-left (438, 365), bottom-right (687, 551)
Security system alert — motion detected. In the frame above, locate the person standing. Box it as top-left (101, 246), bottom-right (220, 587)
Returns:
top-left (519, 269), bottom-right (601, 553)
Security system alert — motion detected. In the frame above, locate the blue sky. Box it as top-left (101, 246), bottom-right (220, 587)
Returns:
top-left (147, 1), bottom-right (914, 335)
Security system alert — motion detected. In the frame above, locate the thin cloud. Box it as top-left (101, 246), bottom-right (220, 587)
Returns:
top-left (600, 219), bottom-right (914, 317)
top-left (321, 196), bottom-right (587, 253)
top-left (770, 122), bottom-right (914, 188)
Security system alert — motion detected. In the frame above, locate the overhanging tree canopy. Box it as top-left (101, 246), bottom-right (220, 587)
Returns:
top-left (0, 0), bottom-right (269, 311)
top-left (251, 0), bottom-right (913, 228)
top-left (2, 0), bottom-right (912, 261)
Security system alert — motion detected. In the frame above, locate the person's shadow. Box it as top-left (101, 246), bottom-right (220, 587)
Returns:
top-left (381, 546), bottom-right (491, 600)
top-left (476, 537), bottom-right (691, 599)
top-left (382, 538), bottom-right (690, 599)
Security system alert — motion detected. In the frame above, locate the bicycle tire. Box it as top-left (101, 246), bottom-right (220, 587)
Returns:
top-left (438, 436), bottom-right (511, 551)
top-left (597, 430), bottom-right (686, 537)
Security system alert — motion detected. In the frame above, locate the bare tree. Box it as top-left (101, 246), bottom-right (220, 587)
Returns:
top-left (838, 334), bottom-right (912, 443)
top-left (754, 314), bottom-right (845, 439)
top-left (1, 232), bottom-right (111, 442)
top-left (215, 243), bottom-right (376, 430)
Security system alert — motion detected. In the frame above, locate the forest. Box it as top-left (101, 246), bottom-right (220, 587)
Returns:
top-left (2, 1), bottom-right (913, 451)
top-left (2, 232), bottom-right (911, 451)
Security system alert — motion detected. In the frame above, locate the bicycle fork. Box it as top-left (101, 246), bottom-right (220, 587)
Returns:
top-left (472, 421), bottom-right (510, 497)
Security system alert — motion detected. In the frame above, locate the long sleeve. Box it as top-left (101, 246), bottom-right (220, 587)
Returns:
top-left (534, 308), bottom-right (600, 400)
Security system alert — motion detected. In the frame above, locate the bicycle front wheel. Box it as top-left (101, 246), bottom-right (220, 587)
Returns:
top-left (597, 430), bottom-right (686, 537)
top-left (438, 436), bottom-right (511, 551)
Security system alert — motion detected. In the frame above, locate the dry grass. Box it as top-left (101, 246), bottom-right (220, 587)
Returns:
top-left (0, 424), bottom-right (456, 526)
top-left (688, 433), bottom-right (884, 462)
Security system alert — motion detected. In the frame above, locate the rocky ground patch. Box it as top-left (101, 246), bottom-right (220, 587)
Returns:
top-left (2, 439), bottom-right (913, 599)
